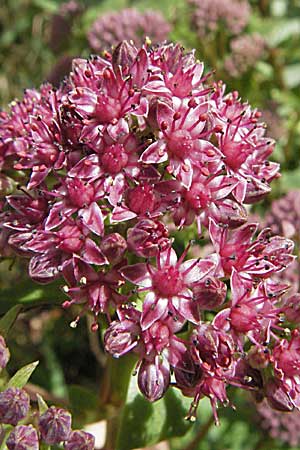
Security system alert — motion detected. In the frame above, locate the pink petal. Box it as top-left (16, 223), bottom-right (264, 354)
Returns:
top-left (141, 292), bottom-right (168, 330)
top-left (69, 155), bottom-right (101, 179)
top-left (212, 308), bottom-right (231, 331)
top-left (156, 101), bottom-right (174, 126)
top-left (82, 239), bottom-right (108, 265)
top-left (178, 159), bottom-right (192, 189)
top-left (80, 202), bottom-right (104, 236)
top-left (139, 141), bottom-right (168, 164)
top-left (121, 263), bottom-right (152, 287)
top-left (69, 87), bottom-right (97, 114)
top-left (230, 269), bottom-right (251, 306)
top-left (45, 202), bottom-right (76, 230)
top-left (159, 247), bottom-right (177, 268)
top-left (181, 258), bottom-right (215, 284)
top-left (111, 205), bottom-right (136, 222)
top-left (172, 290), bottom-right (198, 323)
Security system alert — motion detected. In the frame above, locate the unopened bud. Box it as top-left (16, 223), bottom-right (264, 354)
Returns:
top-left (265, 378), bottom-right (294, 412)
top-left (138, 359), bottom-right (170, 402)
top-left (100, 233), bottom-right (127, 264)
top-left (38, 407), bottom-right (72, 444)
top-left (6, 425), bottom-right (39, 450)
top-left (64, 430), bottom-right (95, 450)
top-left (0, 388), bottom-right (30, 426)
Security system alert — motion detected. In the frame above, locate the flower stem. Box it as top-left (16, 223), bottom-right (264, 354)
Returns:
top-left (100, 355), bottom-right (136, 450)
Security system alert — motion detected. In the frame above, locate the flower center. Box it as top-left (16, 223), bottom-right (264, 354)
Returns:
top-left (152, 266), bottom-right (183, 297)
top-left (67, 179), bottom-right (94, 207)
top-left (96, 96), bottom-right (120, 123)
top-left (168, 130), bottom-right (193, 159)
top-left (222, 139), bottom-right (248, 170)
top-left (126, 184), bottom-right (156, 215)
top-left (100, 144), bottom-right (129, 175)
top-left (58, 226), bottom-right (84, 253)
top-left (185, 182), bottom-right (211, 210)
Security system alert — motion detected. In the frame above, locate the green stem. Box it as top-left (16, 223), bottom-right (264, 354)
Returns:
top-left (100, 355), bottom-right (136, 450)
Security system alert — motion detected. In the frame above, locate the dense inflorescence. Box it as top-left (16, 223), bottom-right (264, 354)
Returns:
top-left (264, 190), bottom-right (300, 242)
top-left (188, 0), bottom-right (250, 38)
top-left (0, 336), bottom-right (95, 450)
top-left (0, 40), bottom-right (298, 423)
top-left (257, 399), bottom-right (300, 447)
top-left (88, 9), bottom-right (171, 53)
top-left (224, 33), bottom-right (266, 78)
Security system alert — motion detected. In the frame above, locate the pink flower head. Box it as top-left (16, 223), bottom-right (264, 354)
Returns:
top-left (121, 247), bottom-right (215, 329)
top-left (140, 100), bottom-right (221, 188)
top-left (0, 40), bottom-right (292, 422)
top-left (209, 219), bottom-right (294, 278)
top-left (273, 330), bottom-right (300, 409)
top-left (212, 86), bottom-right (280, 203)
top-left (127, 219), bottom-right (170, 258)
top-left (173, 168), bottom-right (247, 232)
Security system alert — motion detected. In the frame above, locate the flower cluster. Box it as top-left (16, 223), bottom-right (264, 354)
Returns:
top-left (265, 190), bottom-right (300, 242)
top-left (224, 33), bottom-right (266, 78)
top-left (0, 40), bottom-right (298, 422)
top-left (88, 8), bottom-right (171, 53)
top-left (188, 0), bottom-right (250, 37)
top-left (0, 335), bottom-right (95, 450)
top-left (257, 399), bottom-right (300, 447)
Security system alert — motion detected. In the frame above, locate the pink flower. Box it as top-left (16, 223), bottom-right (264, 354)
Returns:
top-left (140, 100), bottom-right (221, 188)
top-left (172, 168), bottom-right (247, 232)
top-left (121, 247), bottom-right (215, 329)
top-left (273, 330), bottom-right (300, 408)
top-left (127, 219), bottom-right (170, 258)
top-left (209, 219), bottom-right (294, 278)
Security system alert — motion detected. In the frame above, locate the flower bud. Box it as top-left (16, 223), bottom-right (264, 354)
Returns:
top-left (192, 277), bottom-right (226, 310)
top-left (233, 359), bottom-right (263, 390)
top-left (0, 388), bottom-right (30, 426)
top-left (174, 352), bottom-right (202, 396)
top-left (100, 233), bottom-right (127, 264)
top-left (230, 304), bottom-right (259, 333)
top-left (0, 335), bottom-right (10, 370)
top-left (0, 175), bottom-right (16, 197)
top-left (265, 378), bottom-right (294, 412)
top-left (127, 219), bottom-right (170, 258)
top-left (284, 294), bottom-right (300, 324)
top-left (38, 407), bottom-right (72, 444)
top-left (6, 425), bottom-right (39, 450)
top-left (104, 319), bottom-right (139, 358)
top-left (64, 430), bottom-right (95, 450)
top-left (112, 41), bottom-right (138, 73)
top-left (138, 358), bottom-right (170, 402)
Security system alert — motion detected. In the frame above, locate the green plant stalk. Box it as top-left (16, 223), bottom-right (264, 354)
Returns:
top-left (101, 354), bottom-right (137, 450)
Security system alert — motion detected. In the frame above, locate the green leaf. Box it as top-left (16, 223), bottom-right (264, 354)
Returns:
top-left (283, 64), bottom-right (300, 88)
top-left (7, 361), bottom-right (39, 389)
top-left (116, 376), bottom-right (192, 450)
top-left (266, 19), bottom-right (300, 46)
top-left (0, 279), bottom-right (63, 315)
top-left (0, 425), bottom-right (13, 450)
top-left (36, 393), bottom-right (48, 414)
top-left (0, 305), bottom-right (22, 338)
top-left (41, 341), bottom-right (67, 398)
top-left (280, 168), bottom-right (300, 190)
top-left (31, 0), bottom-right (58, 13)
